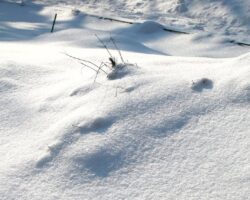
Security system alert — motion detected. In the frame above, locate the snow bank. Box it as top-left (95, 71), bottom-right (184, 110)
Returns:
top-left (1, 42), bottom-right (250, 199)
top-left (0, 1), bottom-right (250, 200)
top-left (30, 0), bottom-right (250, 40)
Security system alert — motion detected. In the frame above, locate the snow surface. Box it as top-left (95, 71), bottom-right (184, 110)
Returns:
top-left (0, 1), bottom-right (250, 200)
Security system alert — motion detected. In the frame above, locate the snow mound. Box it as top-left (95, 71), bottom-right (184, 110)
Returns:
top-left (1, 45), bottom-right (250, 200)
top-left (31, 0), bottom-right (250, 39)
top-left (107, 63), bottom-right (138, 80)
top-left (136, 21), bottom-right (164, 34)
top-left (1, 1), bottom-right (250, 200)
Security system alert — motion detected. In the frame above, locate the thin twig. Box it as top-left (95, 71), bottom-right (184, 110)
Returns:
top-left (64, 52), bottom-right (108, 74)
top-left (95, 34), bottom-right (113, 58)
top-left (93, 62), bottom-right (106, 83)
top-left (64, 53), bottom-right (98, 68)
top-left (110, 36), bottom-right (125, 64)
top-left (79, 62), bottom-right (98, 73)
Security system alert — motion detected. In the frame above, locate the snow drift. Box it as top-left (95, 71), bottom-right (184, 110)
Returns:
top-left (0, 1), bottom-right (250, 200)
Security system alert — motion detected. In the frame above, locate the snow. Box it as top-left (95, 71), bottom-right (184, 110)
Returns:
top-left (0, 0), bottom-right (250, 199)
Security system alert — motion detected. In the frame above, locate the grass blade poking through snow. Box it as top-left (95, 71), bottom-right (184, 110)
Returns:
top-left (64, 35), bottom-right (136, 82)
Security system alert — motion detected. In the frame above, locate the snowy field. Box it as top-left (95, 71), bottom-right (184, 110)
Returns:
top-left (0, 0), bottom-right (250, 199)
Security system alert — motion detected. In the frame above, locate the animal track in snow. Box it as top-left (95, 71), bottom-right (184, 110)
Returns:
top-left (36, 116), bottom-right (114, 168)
top-left (73, 149), bottom-right (123, 177)
top-left (191, 78), bottom-right (213, 92)
top-left (70, 84), bottom-right (98, 97)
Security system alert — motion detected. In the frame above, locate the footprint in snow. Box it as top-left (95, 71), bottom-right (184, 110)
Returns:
top-left (77, 117), bottom-right (114, 134)
top-left (191, 78), bottom-right (213, 92)
top-left (36, 117), bottom-right (114, 169)
top-left (70, 84), bottom-right (98, 97)
top-left (73, 149), bottom-right (123, 177)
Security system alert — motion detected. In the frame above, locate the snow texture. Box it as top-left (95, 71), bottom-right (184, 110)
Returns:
top-left (0, 1), bottom-right (250, 200)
